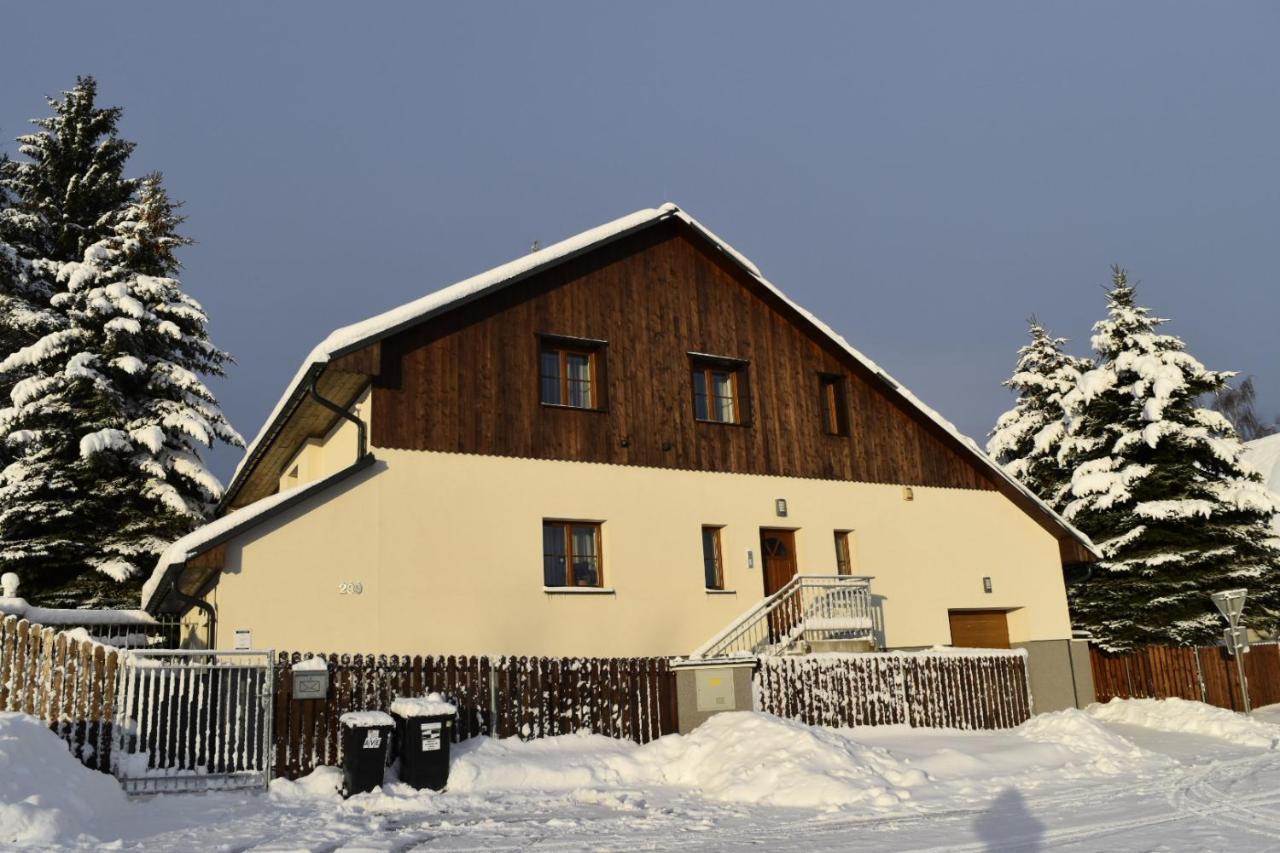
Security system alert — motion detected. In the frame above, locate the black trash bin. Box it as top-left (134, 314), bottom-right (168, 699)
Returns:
top-left (390, 693), bottom-right (457, 790)
top-left (339, 711), bottom-right (394, 797)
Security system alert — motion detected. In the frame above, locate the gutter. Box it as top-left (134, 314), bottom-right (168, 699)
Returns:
top-left (219, 362), bottom-right (325, 513)
top-left (146, 379), bottom-right (373, 617)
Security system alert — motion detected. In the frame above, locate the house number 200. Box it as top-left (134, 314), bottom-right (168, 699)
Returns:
top-left (338, 582), bottom-right (364, 595)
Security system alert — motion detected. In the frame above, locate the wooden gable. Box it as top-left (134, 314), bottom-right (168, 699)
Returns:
top-left (367, 219), bottom-right (999, 491)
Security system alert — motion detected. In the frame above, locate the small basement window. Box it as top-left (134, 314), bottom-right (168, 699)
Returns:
top-left (691, 355), bottom-right (748, 424)
top-left (543, 520), bottom-right (603, 588)
top-left (702, 526), bottom-right (724, 590)
top-left (540, 337), bottom-right (605, 409)
top-left (820, 374), bottom-right (848, 436)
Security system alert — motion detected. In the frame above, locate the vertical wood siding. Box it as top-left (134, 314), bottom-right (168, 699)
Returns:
top-left (370, 221), bottom-right (998, 491)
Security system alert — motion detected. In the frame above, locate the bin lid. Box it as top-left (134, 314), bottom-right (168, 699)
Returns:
top-left (390, 693), bottom-right (457, 717)
top-left (340, 711), bottom-right (394, 728)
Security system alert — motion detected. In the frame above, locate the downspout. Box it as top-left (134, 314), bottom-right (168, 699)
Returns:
top-left (175, 584), bottom-right (216, 650)
top-left (309, 377), bottom-right (368, 462)
top-left (155, 378), bottom-right (370, 645)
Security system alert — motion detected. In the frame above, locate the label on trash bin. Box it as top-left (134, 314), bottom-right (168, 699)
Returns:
top-left (363, 730), bottom-right (382, 749)
top-left (420, 721), bottom-right (442, 752)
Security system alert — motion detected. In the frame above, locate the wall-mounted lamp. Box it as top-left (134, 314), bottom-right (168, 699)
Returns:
top-left (902, 487), bottom-right (914, 502)
top-left (775, 498), bottom-right (788, 517)
top-left (983, 576), bottom-right (993, 594)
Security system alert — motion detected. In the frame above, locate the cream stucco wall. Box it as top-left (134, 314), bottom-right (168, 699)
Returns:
top-left (277, 389), bottom-right (370, 492)
top-left (203, 447), bottom-right (1072, 657)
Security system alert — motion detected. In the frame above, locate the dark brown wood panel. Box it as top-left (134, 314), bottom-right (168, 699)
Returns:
top-left (369, 220), bottom-right (999, 491)
top-left (948, 610), bottom-right (1012, 650)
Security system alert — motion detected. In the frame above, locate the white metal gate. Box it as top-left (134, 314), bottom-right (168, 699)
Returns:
top-left (111, 649), bottom-right (275, 794)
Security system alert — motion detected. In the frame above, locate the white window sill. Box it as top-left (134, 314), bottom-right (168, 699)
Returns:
top-left (543, 587), bottom-right (616, 595)
top-left (705, 589), bottom-right (738, 595)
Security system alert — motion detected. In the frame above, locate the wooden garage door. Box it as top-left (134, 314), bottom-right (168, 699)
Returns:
top-left (948, 610), bottom-right (1010, 649)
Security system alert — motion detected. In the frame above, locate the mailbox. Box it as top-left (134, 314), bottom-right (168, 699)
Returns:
top-left (292, 657), bottom-right (329, 700)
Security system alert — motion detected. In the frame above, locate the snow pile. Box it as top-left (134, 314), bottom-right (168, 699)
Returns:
top-left (270, 766), bottom-right (344, 803)
top-left (450, 712), bottom-right (927, 811)
top-left (635, 712), bottom-right (927, 809)
top-left (1088, 698), bottom-right (1280, 749)
top-left (1018, 708), bottom-right (1170, 773)
top-left (390, 693), bottom-right (456, 717)
top-left (292, 656), bottom-right (328, 672)
top-left (0, 713), bottom-right (128, 846)
top-left (447, 731), bottom-right (636, 794)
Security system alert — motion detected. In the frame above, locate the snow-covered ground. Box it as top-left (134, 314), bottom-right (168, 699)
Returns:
top-left (9, 701), bottom-right (1280, 851)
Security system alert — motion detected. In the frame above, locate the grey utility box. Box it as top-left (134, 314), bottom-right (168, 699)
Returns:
top-left (292, 658), bottom-right (329, 700)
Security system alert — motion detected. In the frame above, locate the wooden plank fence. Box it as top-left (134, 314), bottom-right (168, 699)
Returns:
top-left (1090, 642), bottom-right (1280, 711)
top-left (0, 614), bottom-right (120, 772)
top-left (755, 651), bottom-right (1033, 730)
top-left (272, 652), bottom-right (678, 780)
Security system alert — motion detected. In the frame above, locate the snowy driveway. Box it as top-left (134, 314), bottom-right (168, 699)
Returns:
top-left (13, 701), bottom-right (1280, 851)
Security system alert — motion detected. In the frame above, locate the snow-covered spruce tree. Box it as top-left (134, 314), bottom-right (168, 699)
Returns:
top-left (1059, 268), bottom-right (1280, 651)
top-left (0, 79), bottom-right (241, 607)
top-left (987, 319), bottom-right (1092, 506)
top-left (0, 77), bottom-right (136, 262)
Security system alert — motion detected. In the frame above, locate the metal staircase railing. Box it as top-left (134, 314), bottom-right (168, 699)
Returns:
top-left (689, 574), bottom-right (875, 659)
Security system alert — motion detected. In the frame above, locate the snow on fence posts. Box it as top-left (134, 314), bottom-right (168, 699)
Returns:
top-left (754, 650), bottom-right (1032, 730)
top-left (1090, 642), bottom-right (1280, 712)
top-left (0, 614), bottom-right (120, 771)
top-left (272, 652), bottom-right (677, 780)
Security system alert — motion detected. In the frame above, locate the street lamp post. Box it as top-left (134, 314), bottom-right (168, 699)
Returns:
top-left (1211, 588), bottom-right (1250, 714)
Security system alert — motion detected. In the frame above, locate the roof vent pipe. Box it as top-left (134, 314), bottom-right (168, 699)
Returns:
top-left (309, 377), bottom-right (368, 464)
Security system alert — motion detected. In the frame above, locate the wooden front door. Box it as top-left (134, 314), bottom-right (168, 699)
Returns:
top-left (760, 529), bottom-right (798, 597)
top-left (947, 610), bottom-right (1011, 649)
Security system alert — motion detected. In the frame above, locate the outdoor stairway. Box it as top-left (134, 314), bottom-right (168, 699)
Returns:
top-left (689, 574), bottom-right (876, 659)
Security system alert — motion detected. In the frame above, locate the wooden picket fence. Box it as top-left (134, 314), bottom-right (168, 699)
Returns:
top-left (1090, 642), bottom-right (1280, 711)
top-left (755, 650), bottom-right (1033, 729)
top-left (0, 615), bottom-right (121, 771)
top-left (272, 652), bottom-right (678, 780)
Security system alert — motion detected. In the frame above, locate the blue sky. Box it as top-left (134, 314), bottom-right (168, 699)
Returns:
top-left (4, 2), bottom-right (1279, 480)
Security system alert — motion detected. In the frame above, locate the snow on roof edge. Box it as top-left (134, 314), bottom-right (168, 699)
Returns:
top-left (224, 205), bottom-right (676, 502)
top-left (141, 460), bottom-right (373, 610)
top-left (220, 201), bottom-right (1097, 559)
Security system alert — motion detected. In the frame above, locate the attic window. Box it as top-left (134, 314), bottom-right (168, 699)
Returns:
top-left (820, 374), bottom-right (848, 436)
top-left (691, 355), bottom-right (749, 425)
top-left (540, 335), bottom-right (606, 410)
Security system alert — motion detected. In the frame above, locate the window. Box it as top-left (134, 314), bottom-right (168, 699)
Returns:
top-left (691, 357), bottom-right (747, 424)
top-left (834, 531), bottom-right (852, 575)
top-left (542, 521), bottom-right (602, 587)
top-left (540, 340), bottom-right (601, 409)
top-left (702, 526), bottom-right (724, 590)
top-left (820, 374), bottom-right (848, 436)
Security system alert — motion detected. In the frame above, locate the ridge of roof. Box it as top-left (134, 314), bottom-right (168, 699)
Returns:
top-left (216, 202), bottom-right (1099, 561)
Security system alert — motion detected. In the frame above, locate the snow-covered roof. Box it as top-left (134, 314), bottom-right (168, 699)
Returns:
top-left (1243, 434), bottom-right (1280, 537)
top-left (141, 456), bottom-right (375, 610)
top-left (165, 202), bottom-right (1098, 612)
top-left (0, 597), bottom-right (157, 626)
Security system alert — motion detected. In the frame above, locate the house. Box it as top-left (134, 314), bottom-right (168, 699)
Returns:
top-left (1244, 434), bottom-right (1280, 539)
top-left (141, 203), bottom-right (1099, 710)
